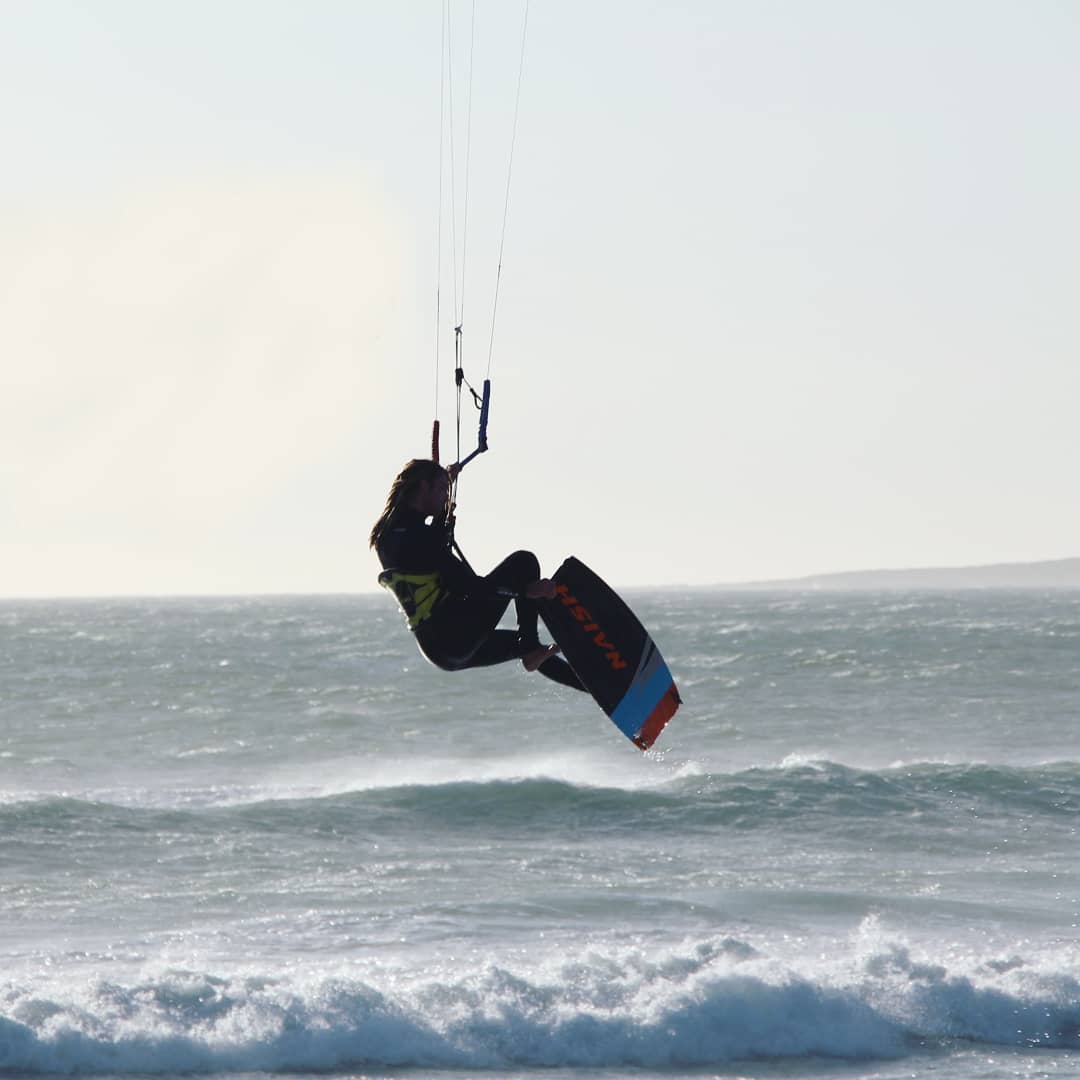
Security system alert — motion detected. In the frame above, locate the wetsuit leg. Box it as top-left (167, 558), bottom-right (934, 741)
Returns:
top-left (417, 623), bottom-right (528, 670)
top-left (416, 592), bottom-right (514, 670)
top-left (484, 553), bottom-right (585, 689)
top-left (416, 550), bottom-right (569, 675)
top-left (462, 630), bottom-right (530, 667)
top-left (483, 550), bottom-right (543, 646)
top-left (538, 655), bottom-right (587, 691)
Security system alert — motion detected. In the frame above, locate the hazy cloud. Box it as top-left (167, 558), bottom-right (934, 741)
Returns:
top-left (2, 175), bottom-right (404, 593)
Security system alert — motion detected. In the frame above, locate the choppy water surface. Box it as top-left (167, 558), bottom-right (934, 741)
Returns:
top-left (2, 590), bottom-right (1078, 1078)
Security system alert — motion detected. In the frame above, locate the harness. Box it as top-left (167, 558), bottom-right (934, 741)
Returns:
top-left (377, 569), bottom-right (448, 631)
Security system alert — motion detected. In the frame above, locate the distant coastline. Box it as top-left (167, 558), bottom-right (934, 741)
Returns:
top-left (724, 556), bottom-right (1080, 591)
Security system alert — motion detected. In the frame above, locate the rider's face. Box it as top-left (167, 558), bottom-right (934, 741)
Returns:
top-left (417, 472), bottom-right (450, 516)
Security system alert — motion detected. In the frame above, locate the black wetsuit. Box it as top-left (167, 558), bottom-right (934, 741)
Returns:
top-left (376, 508), bottom-right (583, 690)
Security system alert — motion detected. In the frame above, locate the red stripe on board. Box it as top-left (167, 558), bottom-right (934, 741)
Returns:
top-left (631, 683), bottom-right (682, 751)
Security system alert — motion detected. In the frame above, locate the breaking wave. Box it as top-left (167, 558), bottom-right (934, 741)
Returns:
top-left (3, 933), bottom-right (1079, 1075)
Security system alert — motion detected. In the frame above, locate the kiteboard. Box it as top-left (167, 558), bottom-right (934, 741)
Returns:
top-left (539, 557), bottom-right (681, 751)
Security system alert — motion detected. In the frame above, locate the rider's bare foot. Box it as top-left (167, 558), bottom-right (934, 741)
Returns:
top-left (522, 643), bottom-right (560, 672)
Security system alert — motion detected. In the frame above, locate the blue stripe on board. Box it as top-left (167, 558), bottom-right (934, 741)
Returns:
top-left (609, 658), bottom-right (674, 739)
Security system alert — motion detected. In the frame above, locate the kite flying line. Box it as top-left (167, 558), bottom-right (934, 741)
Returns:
top-left (430, 0), bottom-right (530, 488)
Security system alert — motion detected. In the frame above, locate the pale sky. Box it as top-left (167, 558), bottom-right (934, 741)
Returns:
top-left (3, 1), bottom-right (1078, 597)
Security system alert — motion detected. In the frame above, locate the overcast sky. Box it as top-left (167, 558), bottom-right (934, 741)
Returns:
top-left (3, 1), bottom-right (1078, 597)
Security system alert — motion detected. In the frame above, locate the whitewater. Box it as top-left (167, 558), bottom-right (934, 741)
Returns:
top-left (2, 589), bottom-right (1078, 1079)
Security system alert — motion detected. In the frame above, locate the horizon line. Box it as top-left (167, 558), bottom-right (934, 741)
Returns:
top-left (4, 554), bottom-right (1080, 603)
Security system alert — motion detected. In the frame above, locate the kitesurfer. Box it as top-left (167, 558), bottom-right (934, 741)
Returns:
top-left (371, 459), bottom-right (584, 690)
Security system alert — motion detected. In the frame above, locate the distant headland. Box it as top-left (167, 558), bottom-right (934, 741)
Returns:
top-left (726, 557), bottom-right (1080, 591)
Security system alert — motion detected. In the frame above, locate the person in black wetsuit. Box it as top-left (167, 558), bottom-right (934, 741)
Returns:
top-left (370, 458), bottom-right (584, 690)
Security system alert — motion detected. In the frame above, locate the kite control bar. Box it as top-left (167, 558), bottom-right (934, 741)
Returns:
top-left (431, 322), bottom-right (489, 471)
top-left (430, 373), bottom-right (490, 575)
top-left (430, 378), bottom-right (490, 472)
top-left (457, 378), bottom-right (491, 470)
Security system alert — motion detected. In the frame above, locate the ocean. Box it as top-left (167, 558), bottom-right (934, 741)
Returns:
top-left (1, 589), bottom-right (1078, 1079)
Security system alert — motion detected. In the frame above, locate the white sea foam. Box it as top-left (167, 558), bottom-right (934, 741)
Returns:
top-left (2, 931), bottom-right (1078, 1074)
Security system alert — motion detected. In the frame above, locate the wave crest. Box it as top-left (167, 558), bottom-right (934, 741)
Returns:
top-left (3, 936), bottom-right (1079, 1074)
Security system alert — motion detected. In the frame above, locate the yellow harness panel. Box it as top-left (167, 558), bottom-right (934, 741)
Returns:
top-left (377, 569), bottom-right (447, 630)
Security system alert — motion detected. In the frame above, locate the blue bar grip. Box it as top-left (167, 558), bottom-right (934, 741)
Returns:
top-left (457, 380), bottom-right (492, 471)
top-left (477, 379), bottom-right (491, 452)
